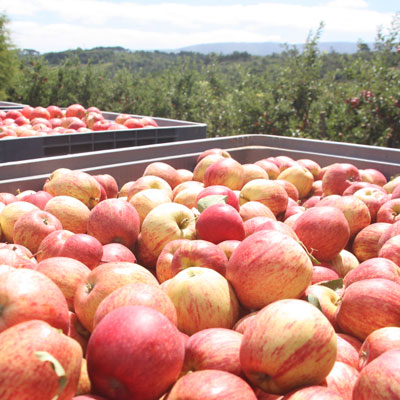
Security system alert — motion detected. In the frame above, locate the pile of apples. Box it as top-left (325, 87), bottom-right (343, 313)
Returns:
top-left (0, 103), bottom-right (158, 138)
top-left (0, 147), bottom-right (400, 400)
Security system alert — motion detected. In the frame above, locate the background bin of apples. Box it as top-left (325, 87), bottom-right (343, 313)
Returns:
top-left (0, 103), bottom-right (158, 138)
top-left (0, 146), bottom-right (400, 399)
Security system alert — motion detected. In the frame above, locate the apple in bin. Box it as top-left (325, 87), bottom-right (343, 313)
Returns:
top-left (254, 159), bottom-right (281, 179)
top-left (36, 230), bottom-right (103, 270)
top-left (226, 230), bottom-right (312, 310)
top-left (324, 361), bottom-right (359, 400)
top-left (196, 202), bottom-right (245, 244)
top-left (163, 266), bottom-right (240, 336)
top-left (378, 235), bottom-right (400, 266)
top-left (196, 185), bottom-right (240, 211)
top-left (140, 202), bottom-right (197, 261)
top-left (143, 162), bottom-right (181, 189)
top-left (124, 117), bottom-right (144, 129)
top-left (363, 168), bottom-right (388, 186)
top-left (322, 163), bottom-right (362, 196)
top-left (336, 333), bottom-right (362, 370)
top-left (352, 349), bottom-right (400, 399)
top-left (343, 257), bottom-right (400, 288)
top-left (193, 154), bottom-right (225, 183)
top-left (169, 239), bottom-right (229, 278)
top-left (240, 299), bottom-right (337, 395)
top-left (0, 268), bottom-right (70, 334)
top-left (315, 195), bottom-right (371, 239)
top-left (352, 222), bottom-right (391, 262)
top-left (127, 175), bottom-right (173, 200)
top-left (155, 239), bottom-right (189, 283)
top-left (196, 147), bottom-right (231, 164)
top-left (240, 201), bottom-right (276, 222)
top-left (376, 198), bottom-right (400, 223)
top-left (44, 195), bottom-right (91, 234)
top-left (181, 327), bottom-right (243, 377)
top-left (33, 256), bottom-right (91, 311)
top-left (218, 239), bottom-right (241, 260)
top-left (87, 305), bottom-right (184, 400)
top-left (12, 209), bottom-right (63, 254)
top-left (100, 243), bottom-right (137, 264)
top-left (0, 201), bottom-right (39, 243)
top-left (203, 157), bottom-right (244, 191)
top-left (129, 188), bottom-right (172, 226)
top-left (0, 319), bottom-right (82, 400)
top-left (74, 261), bottom-right (159, 332)
top-left (92, 120), bottom-right (112, 131)
top-left (87, 198), bottom-right (140, 249)
top-left (277, 165), bottom-right (314, 199)
top-left (353, 187), bottom-right (388, 222)
top-left (293, 206), bottom-right (350, 262)
top-left (335, 278), bottom-right (400, 341)
top-left (242, 163), bottom-right (269, 184)
top-left (377, 220), bottom-right (400, 250)
top-left (165, 369), bottom-right (257, 400)
top-left (18, 190), bottom-right (53, 210)
top-left (239, 179), bottom-right (289, 217)
top-left (66, 103), bottom-right (86, 119)
top-left (93, 281), bottom-right (178, 329)
top-left (311, 266), bottom-right (340, 284)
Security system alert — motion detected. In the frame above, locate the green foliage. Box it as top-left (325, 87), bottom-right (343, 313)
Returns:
top-left (0, 13), bottom-right (17, 99)
top-left (3, 14), bottom-right (400, 147)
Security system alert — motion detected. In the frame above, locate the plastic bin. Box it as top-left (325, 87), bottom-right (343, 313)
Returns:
top-left (0, 134), bottom-right (399, 194)
top-left (0, 110), bottom-right (207, 162)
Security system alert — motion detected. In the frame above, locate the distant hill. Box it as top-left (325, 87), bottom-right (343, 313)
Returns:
top-left (171, 42), bottom-right (373, 56)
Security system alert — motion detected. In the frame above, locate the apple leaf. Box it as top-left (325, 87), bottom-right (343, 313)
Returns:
top-left (306, 293), bottom-right (322, 312)
top-left (35, 351), bottom-right (68, 400)
top-left (318, 278), bottom-right (344, 292)
top-left (197, 195), bottom-right (228, 213)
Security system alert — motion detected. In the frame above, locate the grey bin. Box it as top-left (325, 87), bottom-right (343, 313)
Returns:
top-left (0, 109), bottom-right (207, 162)
top-left (0, 134), bottom-right (399, 194)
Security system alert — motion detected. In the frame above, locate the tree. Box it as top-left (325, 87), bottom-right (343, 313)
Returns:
top-left (0, 13), bottom-right (17, 100)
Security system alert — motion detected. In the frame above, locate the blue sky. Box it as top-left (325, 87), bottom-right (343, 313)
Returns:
top-left (2, 0), bottom-right (399, 53)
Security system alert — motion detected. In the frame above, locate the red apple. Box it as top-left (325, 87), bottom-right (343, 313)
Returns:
top-left (311, 266), bottom-right (340, 284)
top-left (377, 220), bottom-right (400, 250)
top-left (193, 154), bottom-right (226, 182)
top-left (353, 187), bottom-right (388, 222)
top-left (335, 278), bottom-right (400, 340)
top-left (140, 116), bottom-right (158, 127)
top-left (376, 198), bottom-right (400, 223)
top-left (226, 230), bottom-right (312, 310)
top-left (240, 299), bottom-right (337, 395)
top-left (44, 195), bottom-right (91, 234)
top-left (343, 181), bottom-right (386, 195)
top-left (352, 349), bottom-right (400, 399)
top-left (316, 195), bottom-right (371, 239)
top-left (322, 163), bottom-right (361, 196)
top-left (363, 168), bottom-right (387, 186)
top-left (196, 148), bottom-right (231, 164)
top-left (43, 169), bottom-right (102, 209)
top-left (92, 119), bottom-right (112, 131)
top-left (325, 249), bottom-right (360, 278)
top-left (169, 239), bottom-right (228, 278)
top-left (127, 175), bottom-right (173, 200)
top-left (336, 333), bottom-right (362, 370)
top-left (18, 190), bottom-right (53, 210)
top-left (165, 369), bottom-right (257, 399)
top-left (293, 206), bottom-right (350, 262)
top-left (242, 163), bottom-right (269, 184)
top-left (324, 361), bottom-right (359, 400)
top-left (195, 184), bottom-right (240, 211)
top-left (13, 209), bottom-right (63, 254)
top-left (140, 202), bottom-right (196, 261)
top-left (163, 266), bottom-right (240, 335)
top-left (196, 202), bottom-right (245, 244)
top-left (0, 193), bottom-right (18, 205)
top-left (66, 104), bottom-right (86, 119)
top-left (0, 268), bottom-right (70, 333)
top-left (93, 281), bottom-right (177, 328)
top-left (203, 157), bottom-right (245, 191)
top-left (352, 222), bottom-right (391, 262)
top-left (358, 327), bottom-right (400, 370)
top-left (100, 242), bottom-right (136, 264)
top-left (344, 257), bottom-right (400, 287)
top-left (239, 201), bottom-right (276, 222)
top-left (34, 256), bottom-right (91, 311)
top-left (37, 230), bottom-right (103, 270)
top-left (253, 219), bottom-right (299, 241)
top-left (0, 319), bottom-right (82, 400)
top-left (47, 105), bottom-right (63, 118)
top-left (87, 198), bottom-right (140, 248)
top-left (87, 305), bottom-right (184, 400)
top-left (74, 261), bottom-right (159, 331)
top-left (30, 106), bottom-right (51, 120)
top-left (93, 174), bottom-right (118, 199)
top-left (254, 159), bottom-right (281, 179)
top-left (282, 386), bottom-right (343, 399)
top-left (297, 158), bottom-right (322, 180)
top-left (124, 117), bottom-right (144, 129)
top-left (218, 239), bottom-right (241, 260)
top-left (378, 235), bottom-right (400, 266)
top-left (239, 179), bottom-right (288, 218)
top-left (143, 161), bottom-right (181, 189)
top-left (277, 165), bottom-right (314, 199)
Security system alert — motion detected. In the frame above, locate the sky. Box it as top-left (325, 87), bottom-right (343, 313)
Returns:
top-left (2, 0), bottom-right (399, 53)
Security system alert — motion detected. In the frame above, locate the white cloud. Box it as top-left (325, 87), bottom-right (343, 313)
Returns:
top-left (3, 0), bottom-right (397, 52)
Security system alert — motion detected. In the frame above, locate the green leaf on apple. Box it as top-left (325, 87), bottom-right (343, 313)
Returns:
top-left (35, 351), bottom-right (68, 399)
top-left (306, 293), bottom-right (322, 312)
top-left (318, 278), bottom-right (344, 291)
top-left (197, 195), bottom-right (228, 213)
